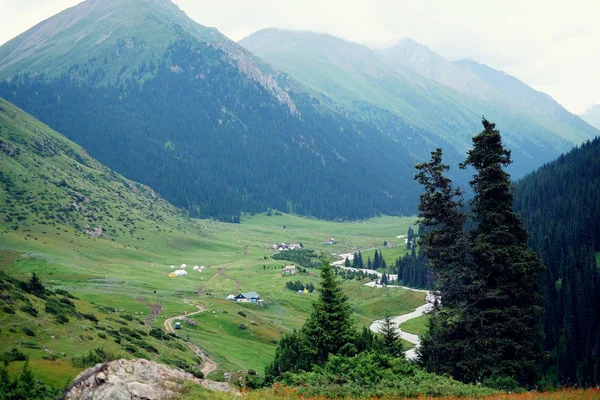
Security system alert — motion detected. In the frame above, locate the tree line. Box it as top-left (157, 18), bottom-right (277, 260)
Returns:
top-left (514, 136), bottom-right (600, 386)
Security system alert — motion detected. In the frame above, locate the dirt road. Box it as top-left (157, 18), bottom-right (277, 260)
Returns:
top-left (163, 303), bottom-right (217, 376)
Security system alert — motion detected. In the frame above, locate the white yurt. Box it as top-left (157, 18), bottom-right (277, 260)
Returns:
top-left (193, 266), bottom-right (200, 271)
top-left (174, 269), bottom-right (188, 276)
top-left (180, 264), bottom-right (187, 269)
top-left (170, 265), bottom-right (175, 269)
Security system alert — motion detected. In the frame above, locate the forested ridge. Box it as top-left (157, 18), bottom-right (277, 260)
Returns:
top-left (0, 37), bottom-right (425, 220)
top-left (515, 136), bottom-right (600, 385)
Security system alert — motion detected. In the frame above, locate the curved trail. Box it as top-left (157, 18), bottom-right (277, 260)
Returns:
top-left (164, 303), bottom-right (218, 376)
top-left (369, 290), bottom-right (435, 360)
top-left (331, 253), bottom-right (434, 360)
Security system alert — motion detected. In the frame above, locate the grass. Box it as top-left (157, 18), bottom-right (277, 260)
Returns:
top-left (400, 314), bottom-right (430, 337)
top-left (0, 208), bottom-right (421, 376)
top-left (235, 388), bottom-right (600, 400)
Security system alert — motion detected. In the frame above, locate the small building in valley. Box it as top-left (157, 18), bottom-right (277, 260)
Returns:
top-left (283, 265), bottom-right (297, 275)
top-left (323, 238), bottom-right (336, 245)
top-left (234, 292), bottom-right (261, 303)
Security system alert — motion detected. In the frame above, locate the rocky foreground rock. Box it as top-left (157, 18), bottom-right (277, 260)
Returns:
top-left (65, 358), bottom-right (233, 400)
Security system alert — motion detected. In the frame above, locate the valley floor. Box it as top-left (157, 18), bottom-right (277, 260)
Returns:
top-left (0, 213), bottom-right (420, 382)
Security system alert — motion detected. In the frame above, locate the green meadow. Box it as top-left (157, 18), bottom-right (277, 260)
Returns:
top-left (0, 211), bottom-right (425, 377)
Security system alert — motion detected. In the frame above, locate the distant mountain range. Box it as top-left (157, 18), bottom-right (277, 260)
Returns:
top-left (581, 104), bottom-right (600, 130)
top-left (240, 29), bottom-right (598, 175)
top-left (0, 0), bottom-right (597, 220)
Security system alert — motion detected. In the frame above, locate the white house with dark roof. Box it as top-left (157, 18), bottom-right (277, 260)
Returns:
top-left (234, 292), bottom-right (261, 303)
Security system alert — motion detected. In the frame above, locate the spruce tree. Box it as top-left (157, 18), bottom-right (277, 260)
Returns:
top-left (379, 313), bottom-right (404, 357)
top-left (265, 259), bottom-right (355, 379)
top-left (414, 147), bottom-right (472, 377)
top-left (458, 119), bottom-right (545, 386)
top-left (302, 260), bottom-right (356, 365)
top-left (27, 273), bottom-right (45, 298)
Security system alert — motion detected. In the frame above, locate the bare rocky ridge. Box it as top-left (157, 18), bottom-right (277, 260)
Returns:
top-left (64, 358), bottom-right (233, 400)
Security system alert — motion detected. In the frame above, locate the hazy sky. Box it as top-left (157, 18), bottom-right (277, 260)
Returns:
top-left (0, 0), bottom-right (598, 114)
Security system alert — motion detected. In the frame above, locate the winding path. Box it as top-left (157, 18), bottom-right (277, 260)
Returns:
top-left (331, 253), bottom-right (434, 360)
top-left (369, 289), bottom-right (435, 360)
top-left (164, 303), bottom-right (218, 376)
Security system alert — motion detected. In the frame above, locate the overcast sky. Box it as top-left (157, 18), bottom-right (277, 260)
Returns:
top-left (0, 0), bottom-right (598, 114)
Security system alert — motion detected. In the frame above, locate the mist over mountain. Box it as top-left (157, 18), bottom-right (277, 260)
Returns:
top-left (581, 104), bottom-right (600, 130)
top-left (241, 29), bottom-right (598, 179)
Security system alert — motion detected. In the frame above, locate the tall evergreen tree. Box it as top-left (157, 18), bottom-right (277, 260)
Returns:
top-left (414, 147), bottom-right (472, 376)
top-left (302, 260), bottom-right (356, 365)
top-left (458, 119), bottom-right (545, 386)
top-left (266, 258), bottom-right (357, 381)
top-left (379, 314), bottom-right (404, 358)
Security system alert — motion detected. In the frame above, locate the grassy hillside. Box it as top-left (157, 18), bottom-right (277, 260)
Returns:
top-left (0, 98), bottom-right (426, 382)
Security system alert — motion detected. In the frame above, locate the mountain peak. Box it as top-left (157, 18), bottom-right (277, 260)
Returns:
top-left (0, 0), bottom-right (218, 80)
top-left (377, 40), bottom-right (491, 98)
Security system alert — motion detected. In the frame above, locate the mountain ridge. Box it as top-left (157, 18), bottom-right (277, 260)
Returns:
top-left (240, 28), bottom-right (597, 178)
top-left (0, 1), bottom-right (425, 220)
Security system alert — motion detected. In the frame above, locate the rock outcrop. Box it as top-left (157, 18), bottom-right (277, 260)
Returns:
top-left (65, 358), bottom-right (232, 400)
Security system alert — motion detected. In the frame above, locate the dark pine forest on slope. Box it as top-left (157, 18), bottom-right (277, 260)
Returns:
top-left (2, 0), bottom-right (598, 222)
top-left (515, 137), bottom-right (600, 385)
top-left (0, 39), bottom-right (421, 221)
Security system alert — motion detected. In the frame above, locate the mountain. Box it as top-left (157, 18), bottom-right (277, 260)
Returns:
top-left (514, 136), bottom-right (600, 385)
top-left (580, 104), bottom-right (600, 130)
top-left (241, 29), bottom-right (599, 177)
top-left (0, 0), bottom-right (424, 220)
top-left (377, 39), bottom-right (491, 99)
top-left (0, 96), bottom-right (186, 238)
top-left (454, 59), bottom-right (597, 143)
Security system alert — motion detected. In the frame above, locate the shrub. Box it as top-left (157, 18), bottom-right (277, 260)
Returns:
top-left (81, 312), bottom-right (98, 323)
top-left (132, 339), bottom-right (159, 354)
top-left (2, 305), bottom-right (15, 314)
top-left (59, 297), bottom-right (75, 308)
top-left (22, 327), bottom-right (35, 337)
top-left (237, 311), bottom-right (247, 318)
top-left (55, 289), bottom-right (76, 299)
top-left (239, 324), bottom-right (248, 330)
top-left (119, 327), bottom-right (141, 339)
top-left (149, 327), bottom-right (171, 341)
top-left (55, 314), bottom-right (69, 324)
top-left (119, 314), bottom-right (134, 321)
top-left (483, 375), bottom-right (523, 392)
top-left (19, 341), bottom-right (41, 349)
top-left (2, 348), bottom-right (26, 362)
top-left (20, 304), bottom-right (38, 317)
top-left (71, 348), bottom-right (118, 368)
top-left (97, 332), bottom-right (107, 339)
top-left (122, 344), bottom-right (139, 354)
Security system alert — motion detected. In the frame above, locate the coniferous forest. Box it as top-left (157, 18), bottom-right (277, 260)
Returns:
top-left (514, 137), bottom-right (600, 385)
top-left (0, 39), bottom-right (427, 221)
